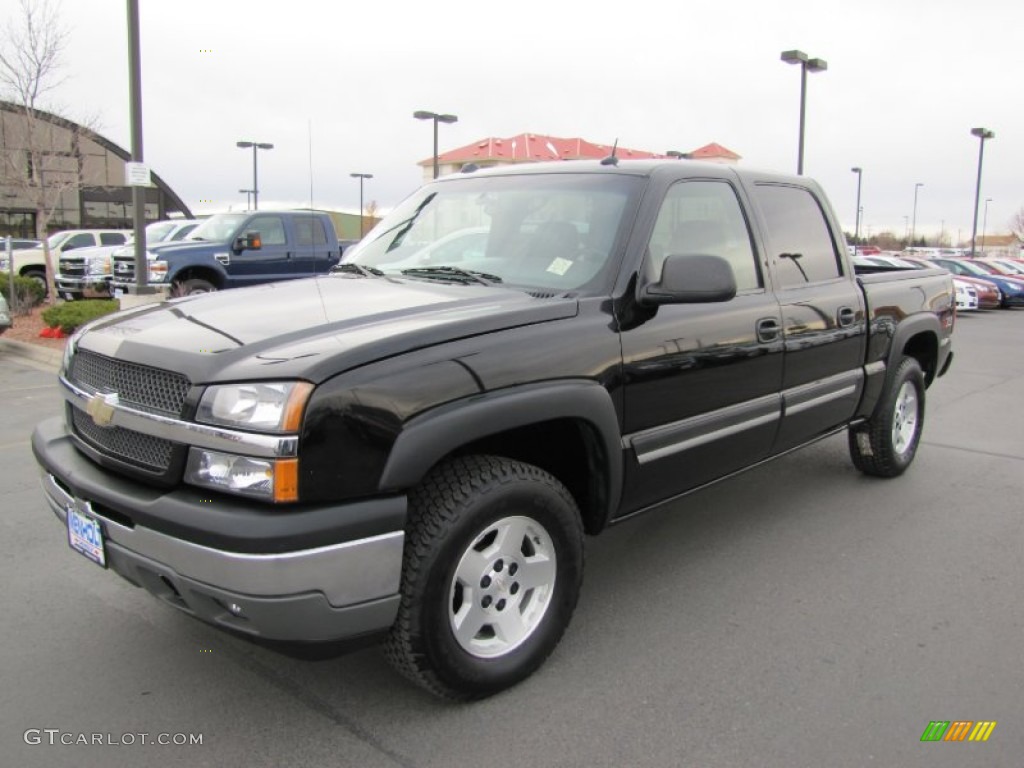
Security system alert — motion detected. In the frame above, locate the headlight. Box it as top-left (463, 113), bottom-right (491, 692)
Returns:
top-left (185, 449), bottom-right (298, 502)
top-left (197, 381), bottom-right (313, 432)
top-left (148, 259), bottom-right (168, 282)
top-left (87, 256), bottom-right (110, 275)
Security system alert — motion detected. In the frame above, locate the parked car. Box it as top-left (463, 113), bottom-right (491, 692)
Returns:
top-left (929, 257), bottom-right (1024, 308)
top-left (56, 220), bottom-right (200, 300)
top-left (0, 292), bottom-right (10, 334)
top-left (979, 257), bottom-right (1024, 277)
top-left (34, 159), bottom-right (954, 699)
top-left (0, 230), bottom-right (130, 293)
top-left (953, 279), bottom-right (979, 311)
top-left (901, 257), bottom-right (1001, 309)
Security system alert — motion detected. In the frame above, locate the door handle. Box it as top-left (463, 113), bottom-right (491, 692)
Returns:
top-left (756, 317), bottom-right (781, 343)
top-left (837, 306), bottom-right (856, 327)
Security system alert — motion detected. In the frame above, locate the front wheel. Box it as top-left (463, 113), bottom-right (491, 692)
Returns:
top-left (848, 357), bottom-right (925, 477)
top-left (174, 278), bottom-right (216, 295)
top-left (384, 455), bottom-right (584, 700)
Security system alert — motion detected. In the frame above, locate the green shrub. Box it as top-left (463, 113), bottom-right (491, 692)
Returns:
top-left (0, 271), bottom-right (46, 312)
top-left (41, 299), bottom-right (120, 334)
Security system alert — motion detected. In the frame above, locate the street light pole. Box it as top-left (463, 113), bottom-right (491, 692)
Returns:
top-left (781, 50), bottom-right (827, 175)
top-left (238, 189), bottom-right (253, 210)
top-left (981, 197), bottom-right (992, 253)
top-left (236, 140), bottom-right (274, 210)
top-left (911, 182), bottom-right (923, 245)
top-left (349, 173), bottom-right (373, 237)
top-left (413, 110), bottom-right (458, 179)
top-left (969, 127), bottom-right (994, 256)
top-left (851, 167), bottom-right (862, 241)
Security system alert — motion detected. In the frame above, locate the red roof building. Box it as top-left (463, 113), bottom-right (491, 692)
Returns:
top-left (419, 134), bottom-right (740, 180)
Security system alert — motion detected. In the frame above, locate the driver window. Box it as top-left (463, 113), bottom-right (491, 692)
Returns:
top-left (647, 181), bottom-right (761, 292)
top-left (247, 216), bottom-right (287, 246)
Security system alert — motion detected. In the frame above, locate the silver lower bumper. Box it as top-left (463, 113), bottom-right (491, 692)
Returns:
top-left (42, 471), bottom-right (403, 642)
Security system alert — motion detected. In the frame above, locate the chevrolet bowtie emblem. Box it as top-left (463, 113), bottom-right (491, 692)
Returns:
top-left (86, 392), bottom-right (119, 427)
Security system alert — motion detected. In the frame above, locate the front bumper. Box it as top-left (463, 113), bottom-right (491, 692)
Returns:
top-left (33, 416), bottom-right (405, 642)
top-left (55, 277), bottom-right (111, 298)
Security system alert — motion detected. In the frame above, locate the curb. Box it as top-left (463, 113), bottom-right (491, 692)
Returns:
top-left (0, 337), bottom-right (62, 371)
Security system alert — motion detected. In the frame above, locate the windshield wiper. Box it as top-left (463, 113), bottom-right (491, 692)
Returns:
top-left (400, 266), bottom-right (503, 285)
top-left (331, 263), bottom-right (384, 277)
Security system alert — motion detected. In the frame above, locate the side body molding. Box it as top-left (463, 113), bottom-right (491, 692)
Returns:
top-left (378, 380), bottom-right (624, 526)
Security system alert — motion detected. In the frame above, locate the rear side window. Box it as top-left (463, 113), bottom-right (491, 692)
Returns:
top-left (295, 217), bottom-right (328, 246)
top-left (100, 232), bottom-right (128, 245)
top-left (754, 185), bottom-right (842, 287)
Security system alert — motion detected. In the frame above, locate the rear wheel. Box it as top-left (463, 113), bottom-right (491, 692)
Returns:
top-left (384, 455), bottom-right (584, 700)
top-left (849, 357), bottom-right (925, 477)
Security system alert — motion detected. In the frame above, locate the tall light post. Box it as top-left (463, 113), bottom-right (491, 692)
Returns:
top-left (238, 189), bottom-right (253, 210)
top-left (911, 182), bottom-right (923, 245)
top-left (780, 50), bottom-right (827, 175)
top-left (413, 110), bottom-right (458, 179)
top-left (350, 172), bottom-right (373, 237)
top-left (969, 127), bottom-right (994, 256)
top-left (851, 167), bottom-right (863, 241)
top-left (236, 140), bottom-right (274, 210)
top-left (981, 197), bottom-right (992, 253)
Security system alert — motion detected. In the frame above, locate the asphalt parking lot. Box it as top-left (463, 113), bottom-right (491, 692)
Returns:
top-left (2, 309), bottom-right (1021, 768)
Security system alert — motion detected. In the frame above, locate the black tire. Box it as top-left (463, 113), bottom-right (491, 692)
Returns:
top-left (176, 278), bottom-right (216, 295)
top-left (24, 269), bottom-right (47, 294)
top-left (384, 455), bottom-right (584, 700)
top-left (848, 357), bottom-right (925, 477)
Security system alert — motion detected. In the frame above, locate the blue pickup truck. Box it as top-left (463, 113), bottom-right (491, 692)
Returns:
top-left (111, 210), bottom-right (345, 295)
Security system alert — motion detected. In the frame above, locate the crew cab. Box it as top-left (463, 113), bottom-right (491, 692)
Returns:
top-left (1, 230), bottom-right (129, 292)
top-left (110, 210), bottom-right (343, 295)
top-left (32, 161), bottom-right (954, 700)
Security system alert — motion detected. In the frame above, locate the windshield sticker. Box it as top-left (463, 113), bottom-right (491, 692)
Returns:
top-left (546, 257), bottom-right (574, 276)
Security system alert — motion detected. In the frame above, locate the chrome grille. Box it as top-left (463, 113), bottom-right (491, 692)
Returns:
top-left (60, 258), bottom-right (87, 277)
top-left (113, 257), bottom-right (136, 281)
top-left (69, 350), bottom-right (190, 416)
top-left (72, 408), bottom-right (174, 471)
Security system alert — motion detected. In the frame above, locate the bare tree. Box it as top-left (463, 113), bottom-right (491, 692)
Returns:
top-left (0, 0), bottom-right (74, 302)
top-left (1010, 208), bottom-right (1024, 244)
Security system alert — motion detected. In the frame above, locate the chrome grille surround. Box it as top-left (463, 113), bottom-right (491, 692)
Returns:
top-left (69, 350), bottom-right (190, 416)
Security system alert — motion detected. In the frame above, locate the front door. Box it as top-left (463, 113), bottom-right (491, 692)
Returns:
top-left (619, 179), bottom-right (784, 514)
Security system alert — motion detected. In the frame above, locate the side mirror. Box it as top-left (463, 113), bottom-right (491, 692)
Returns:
top-left (639, 253), bottom-right (737, 305)
top-left (233, 231), bottom-right (262, 252)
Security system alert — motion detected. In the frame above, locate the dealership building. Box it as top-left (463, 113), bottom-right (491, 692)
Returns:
top-left (0, 100), bottom-right (191, 238)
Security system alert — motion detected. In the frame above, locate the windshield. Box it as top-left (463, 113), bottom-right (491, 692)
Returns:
top-left (46, 232), bottom-right (71, 249)
top-left (146, 221), bottom-right (177, 242)
top-left (346, 172), bottom-right (642, 293)
top-left (187, 214), bottom-right (248, 242)
top-left (949, 260), bottom-right (996, 277)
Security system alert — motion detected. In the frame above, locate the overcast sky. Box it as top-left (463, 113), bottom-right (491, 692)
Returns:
top-left (3, 0), bottom-right (1020, 243)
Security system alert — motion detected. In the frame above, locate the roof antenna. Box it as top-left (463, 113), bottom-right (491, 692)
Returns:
top-left (600, 138), bottom-right (619, 166)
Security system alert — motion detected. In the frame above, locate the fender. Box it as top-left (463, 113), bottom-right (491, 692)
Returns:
top-left (378, 380), bottom-right (623, 527)
top-left (886, 311), bottom-right (942, 383)
top-left (856, 311), bottom-right (942, 421)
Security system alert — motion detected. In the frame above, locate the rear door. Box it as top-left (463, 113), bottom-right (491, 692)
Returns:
top-left (749, 182), bottom-right (867, 451)
top-left (619, 177), bottom-right (784, 512)
top-left (289, 215), bottom-right (340, 276)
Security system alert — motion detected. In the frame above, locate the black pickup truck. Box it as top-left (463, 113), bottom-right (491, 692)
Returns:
top-left (32, 160), bottom-right (954, 699)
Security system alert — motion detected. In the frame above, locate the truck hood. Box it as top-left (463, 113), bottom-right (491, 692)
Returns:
top-left (75, 274), bottom-right (578, 383)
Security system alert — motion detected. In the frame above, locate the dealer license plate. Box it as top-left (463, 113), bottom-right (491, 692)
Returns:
top-left (67, 506), bottom-right (106, 567)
